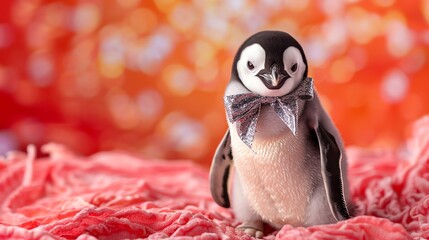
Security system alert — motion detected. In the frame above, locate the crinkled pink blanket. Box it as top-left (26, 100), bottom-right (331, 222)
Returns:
top-left (2, 117), bottom-right (429, 239)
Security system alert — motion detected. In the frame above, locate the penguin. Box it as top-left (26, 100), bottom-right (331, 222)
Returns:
top-left (210, 31), bottom-right (352, 238)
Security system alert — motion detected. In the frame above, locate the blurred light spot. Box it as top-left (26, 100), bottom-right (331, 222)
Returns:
top-left (75, 72), bottom-right (100, 98)
top-left (422, 30), bottom-right (429, 44)
top-left (154, 0), bottom-right (178, 13)
top-left (400, 49), bottom-right (426, 73)
top-left (171, 120), bottom-right (207, 157)
top-left (169, 3), bottom-right (198, 32)
top-left (11, 1), bottom-right (38, 26)
top-left (68, 39), bottom-right (95, 73)
top-left (16, 118), bottom-right (45, 143)
top-left (384, 9), bottom-right (407, 22)
top-left (330, 57), bottom-right (356, 83)
top-left (43, 3), bottom-right (69, 30)
top-left (346, 7), bottom-right (382, 44)
top-left (319, 0), bottom-right (344, 16)
top-left (0, 66), bottom-right (15, 92)
top-left (0, 24), bottom-right (13, 48)
top-left (423, 0), bottom-right (429, 23)
top-left (271, 19), bottom-right (298, 34)
top-left (99, 60), bottom-right (124, 79)
top-left (304, 39), bottom-right (330, 66)
top-left (226, 0), bottom-right (246, 11)
top-left (0, 131), bottom-right (18, 155)
top-left (386, 20), bottom-right (414, 57)
top-left (108, 92), bottom-right (140, 129)
top-left (163, 64), bottom-right (196, 96)
top-left (188, 40), bottom-right (216, 67)
top-left (137, 28), bottom-right (175, 74)
top-left (373, 0), bottom-right (395, 7)
top-left (381, 70), bottom-right (409, 103)
top-left (240, 9), bottom-right (268, 32)
top-left (160, 112), bottom-right (208, 158)
top-left (195, 62), bottom-right (219, 89)
top-left (26, 22), bottom-right (51, 48)
top-left (322, 18), bottom-right (348, 52)
top-left (99, 34), bottom-right (125, 79)
top-left (202, 14), bottom-right (228, 44)
top-left (137, 90), bottom-right (163, 121)
top-left (281, 0), bottom-right (309, 11)
top-left (71, 3), bottom-right (100, 34)
top-left (128, 8), bottom-right (157, 34)
top-left (27, 52), bottom-right (54, 87)
top-left (348, 47), bottom-right (367, 70)
top-left (117, 0), bottom-right (141, 8)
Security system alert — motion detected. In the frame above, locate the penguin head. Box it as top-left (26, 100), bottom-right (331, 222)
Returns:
top-left (231, 31), bottom-right (308, 97)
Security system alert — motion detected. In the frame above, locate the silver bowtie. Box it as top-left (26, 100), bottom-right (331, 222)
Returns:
top-left (224, 77), bottom-right (314, 148)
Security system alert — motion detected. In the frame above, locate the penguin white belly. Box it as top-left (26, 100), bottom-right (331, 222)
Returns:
top-left (229, 107), bottom-right (316, 228)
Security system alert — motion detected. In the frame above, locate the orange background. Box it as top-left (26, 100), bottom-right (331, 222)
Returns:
top-left (0, 0), bottom-right (428, 166)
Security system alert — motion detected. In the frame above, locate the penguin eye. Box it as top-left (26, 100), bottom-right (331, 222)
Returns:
top-left (247, 61), bottom-right (255, 70)
top-left (291, 63), bottom-right (297, 73)
top-left (283, 46), bottom-right (305, 78)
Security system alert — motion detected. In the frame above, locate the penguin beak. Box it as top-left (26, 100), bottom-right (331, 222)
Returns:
top-left (257, 64), bottom-right (288, 90)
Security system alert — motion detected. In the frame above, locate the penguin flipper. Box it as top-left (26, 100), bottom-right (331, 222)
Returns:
top-left (314, 123), bottom-right (351, 221)
top-left (209, 130), bottom-right (233, 208)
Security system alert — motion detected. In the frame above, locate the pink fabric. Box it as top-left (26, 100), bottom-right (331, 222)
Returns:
top-left (1, 117), bottom-right (429, 239)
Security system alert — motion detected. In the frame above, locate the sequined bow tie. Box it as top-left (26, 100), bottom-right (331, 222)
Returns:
top-left (224, 77), bottom-right (314, 148)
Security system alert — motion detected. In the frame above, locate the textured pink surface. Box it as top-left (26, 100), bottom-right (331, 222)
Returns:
top-left (1, 117), bottom-right (429, 239)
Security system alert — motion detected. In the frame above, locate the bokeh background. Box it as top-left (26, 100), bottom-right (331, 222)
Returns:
top-left (1, 0), bottom-right (428, 166)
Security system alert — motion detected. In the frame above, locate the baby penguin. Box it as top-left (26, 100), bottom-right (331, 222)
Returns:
top-left (210, 31), bottom-right (352, 238)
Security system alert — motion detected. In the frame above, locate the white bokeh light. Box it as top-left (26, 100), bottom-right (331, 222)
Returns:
top-left (381, 70), bottom-right (409, 103)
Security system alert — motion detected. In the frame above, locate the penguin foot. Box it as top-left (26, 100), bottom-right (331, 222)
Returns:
top-left (237, 222), bottom-right (264, 238)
